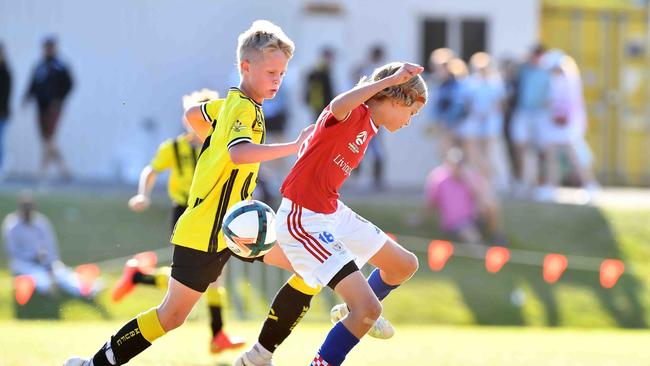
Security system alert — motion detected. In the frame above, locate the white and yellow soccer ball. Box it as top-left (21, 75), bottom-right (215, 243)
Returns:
top-left (222, 200), bottom-right (277, 258)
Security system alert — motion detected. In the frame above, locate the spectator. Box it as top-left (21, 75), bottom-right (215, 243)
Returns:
top-left (457, 52), bottom-right (508, 189)
top-left (0, 42), bottom-right (10, 175)
top-left (499, 57), bottom-right (521, 185)
top-left (433, 58), bottom-right (467, 156)
top-left (23, 36), bottom-right (74, 182)
top-left (538, 50), bottom-right (599, 202)
top-left (2, 191), bottom-right (100, 298)
top-left (424, 148), bottom-right (505, 245)
top-left (425, 48), bottom-right (455, 156)
top-left (511, 44), bottom-right (550, 197)
top-left (563, 54), bottom-right (599, 197)
top-left (352, 45), bottom-right (388, 190)
top-left (305, 47), bottom-right (335, 121)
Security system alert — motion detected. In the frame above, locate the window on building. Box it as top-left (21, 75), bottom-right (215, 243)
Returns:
top-left (461, 19), bottom-right (487, 60)
top-left (422, 19), bottom-right (448, 70)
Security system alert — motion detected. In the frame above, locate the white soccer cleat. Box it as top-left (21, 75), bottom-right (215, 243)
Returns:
top-left (330, 303), bottom-right (395, 339)
top-left (63, 357), bottom-right (92, 366)
top-left (233, 351), bottom-right (274, 366)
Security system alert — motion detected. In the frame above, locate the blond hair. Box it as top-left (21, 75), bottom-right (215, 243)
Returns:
top-left (447, 58), bottom-right (468, 78)
top-left (237, 20), bottom-right (294, 72)
top-left (469, 52), bottom-right (491, 71)
top-left (429, 48), bottom-right (455, 67)
top-left (358, 62), bottom-right (428, 106)
top-left (182, 88), bottom-right (219, 111)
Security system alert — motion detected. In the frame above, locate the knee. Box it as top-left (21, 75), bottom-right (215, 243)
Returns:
top-left (157, 308), bottom-right (187, 331)
top-left (360, 299), bottom-right (383, 322)
top-left (399, 252), bottom-right (419, 281)
top-left (350, 298), bottom-right (383, 323)
top-left (366, 299), bottom-right (383, 321)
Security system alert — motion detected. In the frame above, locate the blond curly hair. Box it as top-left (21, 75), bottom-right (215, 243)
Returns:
top-left (359, 62), bottom-right (428, 106)
top-left (182, 88), bottom-right (219, 111)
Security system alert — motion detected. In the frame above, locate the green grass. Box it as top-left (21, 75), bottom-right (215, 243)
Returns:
top-left (0, 320), bottom-right (648, 366)
top-left (1, 189), bottom-right (650, 328)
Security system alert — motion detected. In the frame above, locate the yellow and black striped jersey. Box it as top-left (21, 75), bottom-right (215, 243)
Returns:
top-left (150, 134), bottom-right (201, 206)
top-left (171, 88), bottom-right (265, 252)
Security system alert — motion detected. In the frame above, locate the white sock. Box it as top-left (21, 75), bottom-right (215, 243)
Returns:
top-left (104, 341), bottom-right (117, 365)
top-left (249, 342), bottom-right (273, 362)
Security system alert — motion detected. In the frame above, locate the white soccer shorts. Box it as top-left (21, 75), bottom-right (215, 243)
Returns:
top-left (276, 197), bottom-right (388, 288)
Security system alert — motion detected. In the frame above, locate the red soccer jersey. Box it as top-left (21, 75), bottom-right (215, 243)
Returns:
top-left (281, 104), bottom-right (379, 213)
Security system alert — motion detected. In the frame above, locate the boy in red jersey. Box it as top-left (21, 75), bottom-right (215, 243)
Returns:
top-left (285, 62), bottom-right (426, 365)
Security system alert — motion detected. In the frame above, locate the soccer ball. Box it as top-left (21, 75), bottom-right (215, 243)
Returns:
top-left (222, 200), bottom-right (277, 258)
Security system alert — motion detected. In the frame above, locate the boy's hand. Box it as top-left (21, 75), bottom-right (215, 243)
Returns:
top-left (295, 124), bottom-right (315, 147)
top-left (386, 63), bottom-right (424, 86)
top-left (128, 194), bottom-right (150, 212)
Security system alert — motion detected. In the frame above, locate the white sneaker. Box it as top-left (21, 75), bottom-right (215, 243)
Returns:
top-left (330, 303), bottom-right (395, 339)
top-left (63, 357), bottom-right (92, 366)
top-left (233, 350), bottom-right (274, 366)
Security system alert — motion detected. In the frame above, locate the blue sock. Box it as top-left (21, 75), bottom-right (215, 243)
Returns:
top-left (367, 268), bottom-right (399, 301)
top-left (314, 322), bottom-right (359, 366)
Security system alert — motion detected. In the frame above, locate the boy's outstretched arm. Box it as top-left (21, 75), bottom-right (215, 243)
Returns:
top-left (229, 124), bottom-right (314, 165)
top-left (184, 106), bottom-right (212, 142)
top-left (329, 63), bottom-right (423, 121)
top-left (128, 166), bottom-right (158, 212)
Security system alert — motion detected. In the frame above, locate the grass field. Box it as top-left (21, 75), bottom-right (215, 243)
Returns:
top-left (1, 189), bottom-right (650, 328)
top-left (1, 320), bottom-right (649, 366)
top-left (1, 188), bottom-right (650, 365)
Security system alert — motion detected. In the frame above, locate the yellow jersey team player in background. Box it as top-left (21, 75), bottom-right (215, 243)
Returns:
top-left (110, 88), bottom-right (246, 354)
top-left (65, 19), bottom-right (318, 366)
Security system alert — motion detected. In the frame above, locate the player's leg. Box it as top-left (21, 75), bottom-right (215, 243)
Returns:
top-left (207, 276), bottom-right (246, 354)
top-left (234, 244), bottom-right (321, 365)
top-left (312, 264), bottom-right (381, 366)
top-left (112, 204), bottom-right (184, 303)
top-left (65, 277), bottom-right (201, 366)
top-left (366, 239), bottom-right (418, 296)
top-left (328, 204), bottom-right (416, 339)
top-left (234, 274), bottom-right (320, 365)
top-left (268, 199), bottom-right (378, 365)
top-left (112, 258), bottom-right (169, 302)
top-left (64, 246), bottom-right (227, 365)
top-left (235, 200), bottom-right (328, 366)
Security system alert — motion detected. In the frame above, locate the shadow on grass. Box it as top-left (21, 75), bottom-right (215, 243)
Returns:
top-left (445, 201), bottom-right (648, 327)
top-left (353, 199), bottom-right (647, 328)
top-left (14, 290), bottom-right (110, 320)
top-left (505, 201), bottom-right (647, 328)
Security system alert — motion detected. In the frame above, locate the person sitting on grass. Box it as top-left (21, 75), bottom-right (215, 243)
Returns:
top-left (2, 191), bottom-right (102, 299)
top-left (424, 148), bottom-right (506, 245)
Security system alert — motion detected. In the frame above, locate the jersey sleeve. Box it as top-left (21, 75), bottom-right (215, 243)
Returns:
top-left (226, 101), bottom-right (257, 149)
top-left (322, 104), bottom-right (364, 128)
top-left (150, 140), bottom-right (174, 172)
top-left (199, 99), bottom-right (226, 123)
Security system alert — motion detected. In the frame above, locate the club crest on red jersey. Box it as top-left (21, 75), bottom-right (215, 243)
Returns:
top-left (355, 131), bottom-right (368, 145)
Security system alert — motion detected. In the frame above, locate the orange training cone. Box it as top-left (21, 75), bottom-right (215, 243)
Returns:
top-left (15, 275), bottom-right (36, 305)
top-left (600, 259), bottom-right (625, 289)
top-left (485, 246), bottom-right (510, 273)
top-left (428, 240), bottom-right (454, 271)
top-left (543, 254), bottom-right (568, 284)
top-left (134, 251), bottom-right (158, 273)
top-left (76, 263), bottom-right (100, 296)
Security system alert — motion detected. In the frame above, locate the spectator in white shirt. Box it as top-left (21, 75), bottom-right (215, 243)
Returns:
top-left (2, 191), bottom-right (99, 297)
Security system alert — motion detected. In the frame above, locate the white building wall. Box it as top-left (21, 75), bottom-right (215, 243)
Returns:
top-left (0, 0), bottom-right (539, 186)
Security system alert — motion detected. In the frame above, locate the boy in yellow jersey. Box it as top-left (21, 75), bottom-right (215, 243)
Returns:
top-left (110, 89), bottom-right (245, 354)
top-left (64, 20), bottom-right (319, 366)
